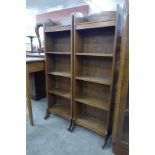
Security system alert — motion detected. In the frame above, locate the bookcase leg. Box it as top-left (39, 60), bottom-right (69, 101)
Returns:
top-left (68, 123), bottom-right (72, 131)
top-left (70, 123), bottom-right (75, 132)
top-left (68, 116), bottom-right (73, 131)
top-left (102, 137), bottom-right (108, 149)
top-left (68, 116), bottom-right (76, 132)
top-left (102, 135), bottom-right (109, 149)
top-left (44, 109), bottom-right (50, 120)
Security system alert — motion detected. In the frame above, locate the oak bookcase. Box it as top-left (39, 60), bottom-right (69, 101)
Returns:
top-left (72, 12), bottom-right (118, 147)
top-left (44, 11), bottom-right (120, 147)
top-left (44, 17), bottom-right (74, 121)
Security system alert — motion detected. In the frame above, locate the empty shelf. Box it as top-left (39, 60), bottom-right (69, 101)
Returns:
top-left (48, 88), bottom-right (71, 99)
top-left (47, 71), bottom-right (71, 78)
top-left (48, 104), bottom-right (70, 119)
top-left (75, 96), bottom-right (109, 111)
top-left (46, 52), bottom-right (71, 55)
top-left (76, 53), bottom-right (113, 57)
top-left (75, 114), bottom-right (107, 136)
top-left (75, 76), bottom-right (111, 85)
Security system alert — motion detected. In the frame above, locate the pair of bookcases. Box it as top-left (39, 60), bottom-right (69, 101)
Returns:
top-left (44, 11), bottom-right (117, 145)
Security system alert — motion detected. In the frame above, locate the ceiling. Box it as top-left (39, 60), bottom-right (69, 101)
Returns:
top-left (26, 0), bottom-right (124, 15)
top-left (26, 0), bottom-right (86, 15)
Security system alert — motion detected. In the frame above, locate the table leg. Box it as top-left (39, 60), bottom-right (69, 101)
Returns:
top-left (26, 65), bottom-right (33, 125)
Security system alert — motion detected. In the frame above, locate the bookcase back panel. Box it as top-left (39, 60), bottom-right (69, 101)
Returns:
top-left (47, 75), bottom-right (70, 91)
top-left (76, 27), bottom-right (115, 54)
top-left (45, 31), bottom-right (71, 52)
top-left (48, 94), bottom-right (70, 107)
top-left (46, 55), bottom-right (71, 72)
top-left (54, 55), bottom-right (71, 72)
top-left (81, 104), bottom-right (107, 122)
top-left (46, 74), bottom-right (55, 90)
top-left (76, 80), bottom-right (110, 102)
top-left (55, 77), bottom-right (70, 91)
top-left (76, 56), bottom-right (112, 78)
top-left (44, 33), bottom-right (53, 52)
top-left (55, 96), bottom-right (71, 107)
top-left (47, 94), bottom-right (56, 107)
top-left (46, 54), bottom-right (55, 71)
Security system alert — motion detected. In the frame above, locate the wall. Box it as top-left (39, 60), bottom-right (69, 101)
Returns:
top-left (36, 5), bottom-right (89, 24)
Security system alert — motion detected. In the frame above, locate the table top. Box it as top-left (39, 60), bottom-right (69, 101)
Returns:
top-left (26, 57), bottom-right (45, 63)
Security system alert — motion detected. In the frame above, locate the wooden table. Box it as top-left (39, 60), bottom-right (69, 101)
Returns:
top-left (26, 57), bottom-right (45, 125)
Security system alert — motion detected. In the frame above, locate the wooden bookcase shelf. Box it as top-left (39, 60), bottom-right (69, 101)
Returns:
top-left (75, 104), bottom-right (107, 136)
top-left (46, 54), bottom-right (71, 78)
top-left (75, 114), bottom-right (106, 136)
top-left (75, 56), bottom-right (112, 85)
top-left (47, 71), bottom-right (71, 78)
top-left (73, 11), bottom-right (117, 141)
top-left (45, 31), bottom-right (71, 53)
top-left (46, 52), bottom-right (71, 55)
top-left (74, 27), bottom-right (115, 54)
top-left (48, 88), bottom-right (71, 99)
top-left (75, 76), bottom-right (111, 85)
top-left (47, 92), bottom-right (71, 119)
top-left (44, 18), bottom-right (73, 121)
top-left (75, 80), bottom-right (110, 110)
top-left (76, 53), bottom-right (113, 57)
top-left (48, 104), bottom-right (70, 119)
top-left (75, 96), bottom-right (109, 111)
